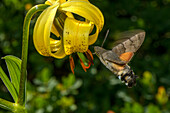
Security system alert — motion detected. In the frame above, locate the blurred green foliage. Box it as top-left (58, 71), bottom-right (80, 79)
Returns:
top-left (0, 0), bottom-right (170, 113)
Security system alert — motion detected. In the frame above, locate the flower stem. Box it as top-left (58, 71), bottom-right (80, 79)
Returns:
top-left (17, 4), bottom-right (49, 106)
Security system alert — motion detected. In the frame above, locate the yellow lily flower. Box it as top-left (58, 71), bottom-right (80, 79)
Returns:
top-left (33, 0), bottom-right (104, 73)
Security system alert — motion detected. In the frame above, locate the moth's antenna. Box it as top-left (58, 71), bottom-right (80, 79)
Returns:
top-left (101, 29), bottom-right (109, 47)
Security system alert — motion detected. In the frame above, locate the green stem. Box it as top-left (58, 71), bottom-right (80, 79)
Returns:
top-left (17, 4), bottom-right (49, 106)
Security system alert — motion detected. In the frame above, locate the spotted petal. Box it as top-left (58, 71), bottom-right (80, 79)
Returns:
top-left (63, 17), bottom-right (92, 55)
top-left (59, 1), bottom-right (104, 45)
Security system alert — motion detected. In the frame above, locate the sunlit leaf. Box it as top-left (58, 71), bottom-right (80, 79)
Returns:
top-left (2, 55), bottom-right (21, 94)
top-left (0, 66), bottom-right (18, 102)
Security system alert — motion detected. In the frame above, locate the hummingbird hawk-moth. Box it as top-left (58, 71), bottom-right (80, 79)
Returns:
top-left (94, 29), bottom-right (145, 88)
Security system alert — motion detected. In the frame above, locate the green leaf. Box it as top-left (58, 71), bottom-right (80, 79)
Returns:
top-left (132, 102), bottom-right (144, 113)
top-left (146, 104), bottom-right (161, 113)
top-left (62, 73), bottom-right (75, 89)
top-left (0, 66), bottom-right (18, 102)
top-left (2, 55), bottom-right (21, 94)
top-left (0, 98), bottom-right (15, 111)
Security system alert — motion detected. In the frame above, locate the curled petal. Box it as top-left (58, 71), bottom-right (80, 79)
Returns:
top-left (45, 0), bottom-right (57, 5)
top-left (51, 22), bottom-right (60, 37)
top-left (52, 18), bottom-right (63, 37)
top-left (51, 45), bottom-right (66, 58)
top-left (68, 0), bottom-right (89, 2)
top-left (33, 6), bottom-right (55, 56)
top-left (50, 38), bottom-right (61, 51)
top-left (59, 1), bottom-right (104, 45)
top-left (52, 13), bottom-right (74, 38)
top-left (88, 28), bottom-right (99, 45)
top-left (33, 3), bottom-right (59, 56)
top-left (45, 0), bottom-right (66, 5)
top-left (34, 2), bottom-right (66, 58)
top-left (45, 0), bottom-right (90, 5)
top-left (59, 1), bottom-right (104, 30)
top-left (63, 17), bottom-right (92, 55)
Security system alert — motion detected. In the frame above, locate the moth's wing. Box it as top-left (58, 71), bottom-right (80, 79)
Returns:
top-left (119, 52), bottom-right (134, 62)
top-left (102, 51), bottom-right (127, 65)
top-left (103, 51), bottom-right (134, 65)
top-left (112, 29), bottom-right (145, 56)
top-left (94, 46), bottom-right (126, 65)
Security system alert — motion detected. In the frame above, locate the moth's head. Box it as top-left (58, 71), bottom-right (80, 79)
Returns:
top-left (94, 46), bottom-right (107, 57)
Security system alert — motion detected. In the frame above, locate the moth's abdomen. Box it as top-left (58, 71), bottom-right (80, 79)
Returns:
top-left (104, 60), bottom-right (137, 88)
top-left (117, 68), bottom-right (138, 88)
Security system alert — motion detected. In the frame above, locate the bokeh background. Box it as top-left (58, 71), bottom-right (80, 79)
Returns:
top-left (0, 0), bottom-right (170, 113)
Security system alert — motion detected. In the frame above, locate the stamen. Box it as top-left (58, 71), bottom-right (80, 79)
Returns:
top-left (69, 55), bottom-right (75, 74)
top-left (79, 58), bottom-right (87, 72)
top-left (85, 49), bottom-right (94, 65)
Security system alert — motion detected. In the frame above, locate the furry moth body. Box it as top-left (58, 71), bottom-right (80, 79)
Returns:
top-left (94, 30), bottom-right (145, 88)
